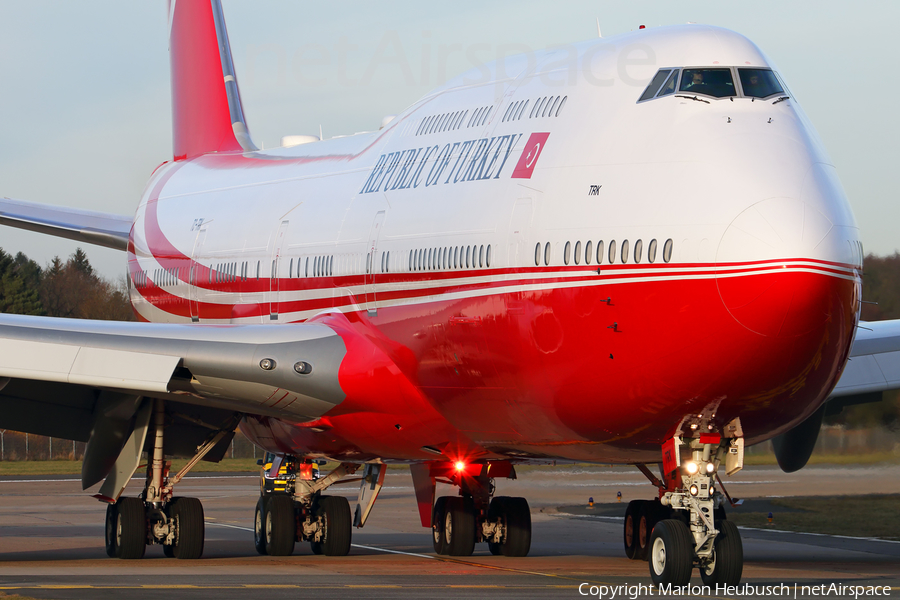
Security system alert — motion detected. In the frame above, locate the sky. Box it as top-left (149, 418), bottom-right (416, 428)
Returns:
top-left (0, 1), bottom-right (897, 279)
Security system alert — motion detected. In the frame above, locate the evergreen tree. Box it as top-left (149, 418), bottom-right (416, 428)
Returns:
top-left (0, 249), bottom-right (43, 315)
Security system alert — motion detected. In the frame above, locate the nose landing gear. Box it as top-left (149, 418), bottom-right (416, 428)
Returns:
top-left (627, 429), bottom-right (745, 587)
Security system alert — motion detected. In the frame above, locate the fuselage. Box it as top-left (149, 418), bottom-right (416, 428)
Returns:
top-left (127, 25), bottom-right (861, 464)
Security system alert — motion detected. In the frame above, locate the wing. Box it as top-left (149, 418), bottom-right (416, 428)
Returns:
top-left (0, 196), bottom-right (133, 251)
top-left (0, 312), bottom-right (348, 490)
top-left (829, 319), bottom-right (900, 401)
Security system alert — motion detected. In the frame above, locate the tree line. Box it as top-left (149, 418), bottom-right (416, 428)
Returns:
top-left (0, 247), bottom-right (133, 320)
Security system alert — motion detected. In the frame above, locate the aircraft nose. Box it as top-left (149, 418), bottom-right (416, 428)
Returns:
top-left (715, 164), bottom-right (860, 338)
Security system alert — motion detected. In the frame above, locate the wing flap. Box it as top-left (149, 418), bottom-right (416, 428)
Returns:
top-left (0, 340), bottom-right (179, 393)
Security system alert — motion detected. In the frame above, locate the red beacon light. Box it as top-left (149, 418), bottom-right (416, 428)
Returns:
top-left (454, 461), bottom-right (466, 472)
top-left (639, 25), bottom-right (646, 29)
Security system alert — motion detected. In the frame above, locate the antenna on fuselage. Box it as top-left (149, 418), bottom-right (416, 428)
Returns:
top-left (596, 18), bottom-right (602, 38)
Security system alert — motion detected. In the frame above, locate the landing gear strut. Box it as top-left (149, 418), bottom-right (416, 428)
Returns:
top-left (102, 399), bottom-right (235, 559)
top-left (414, 461), bottom-right (530, 557)
top-left (253, 454), bottom-right (360, 557)
top-left (626, 424), bottom-right (745, 586)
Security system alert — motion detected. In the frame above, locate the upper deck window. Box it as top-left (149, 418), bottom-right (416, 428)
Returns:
top-left (738, 68), bottom-right (784, 99)
top-left (679, 68), bottom-right (735, 98)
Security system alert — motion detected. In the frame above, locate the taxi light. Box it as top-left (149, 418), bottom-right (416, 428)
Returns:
top-left (455, 461), bottom-right (466, 472)
top-left (689, 484), bottom-right (699, 496)
top-left (706, 463), bottom-right (715, 474)
top-left (685, 461), bottom-right (698, 475)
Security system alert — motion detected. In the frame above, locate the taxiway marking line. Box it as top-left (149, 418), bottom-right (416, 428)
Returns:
top-left (206, 521), bottom-right (609, 585)
top-left (0, 585), bottom-right (581, 590)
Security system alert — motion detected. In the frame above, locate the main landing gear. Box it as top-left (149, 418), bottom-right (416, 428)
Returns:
top-left (253, 455), bottom-right (386, 557)
top-left (624, 425), bottom-right (746, 587)
top-left (104, 399), bottom-right (233, 559)
top-left (412, 461), bottom-right (531, 557)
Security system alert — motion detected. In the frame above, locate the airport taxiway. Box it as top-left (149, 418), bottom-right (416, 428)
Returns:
top-left (1, 465), bottom-right (898, 599)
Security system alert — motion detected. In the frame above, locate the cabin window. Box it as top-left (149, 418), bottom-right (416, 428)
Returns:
top-left (564, 241), bottom-right (571, 265)
top-left (543, 242), bottom-right (551, 266)
top-left (621, 240), bottom-right (630, 264)
top-left (608, 240), bottom-right (617, 264)
top-left (663, 239), bottom-right (673, 263)
top-left (479, 245), bottom-right (484, 268)
top-left (555, 96), bottom-right (567, 116)
top-left (547, 96), bottom-right (560, 117)
top-left (480, 107), bottom-right (491, 126)
top-left (517, 100), bottom-right (529, 120)
top-left (634, 239), bottom-right (643, 263)
top-left (596, 240), bottom-right (604, 265)
top-left (574, 241), bottom-right (582, 265)
top-left (535, 243), bottom-right (541, 266)
top-left (486, 244), bottom-right (492, 267)
top-left (585, 240), bottom-right (593, 265)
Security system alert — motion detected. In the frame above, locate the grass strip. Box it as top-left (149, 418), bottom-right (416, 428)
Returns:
top-left (728, 494), bottom-right (900, 540)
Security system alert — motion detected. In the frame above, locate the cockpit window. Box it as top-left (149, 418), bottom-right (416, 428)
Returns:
top-left (738, 68), bottom-right (784, 99)
top-left (658, 69), bottom-right (679, 97)
top-left (679, 68), bottom-right (736, 98)
top-left (639, 69), bottom-right (673, 102)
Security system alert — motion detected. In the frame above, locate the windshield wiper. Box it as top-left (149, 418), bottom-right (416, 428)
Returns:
top-left (772, 96), bottom-right (790, 105)
top-left (675, 95), bottom-right (710, 104)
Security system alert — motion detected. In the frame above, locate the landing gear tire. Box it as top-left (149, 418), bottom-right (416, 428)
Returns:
top-left (104, 503), bottom-right (118, 558)
top-left (700, 520), bottom-right (743, 586)
top-left (316, 495), bottom-right (352, 556)
top-left (489, 496), bottom-right (531, 557)
top-left (163, 544), bottom-right (175, 558)
top-left (310, 541), bottom-right (323, 555)
top-left (649, 519), bottom-right (693, 587)
top-left (114, 497), bottom-right (146, 560)
top-left (432, 496), bottom-right (449, 554)
top-left (169, 497), bottom-right (204, 559)
top-left (265, 495), bottom-right (296, 556)
top-left (254, 497), bottom-right (268, 555)
top-left (444, 496), bottom-right (476, 557)
top-left (636, 501), bottom-right (661, 561)
top-left (623, 500), bottom-right (639, 560)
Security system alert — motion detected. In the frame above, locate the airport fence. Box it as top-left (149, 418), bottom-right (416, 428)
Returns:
top-left (0, 426), bottom-right (897, 463)
top-left (0, 429), bottom-right (262, 462)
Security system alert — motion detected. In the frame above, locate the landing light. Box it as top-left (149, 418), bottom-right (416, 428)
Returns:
top-left (706, 463), bottom-right (715, 474)
top-left (689, 484), bottom-right (699, 496)
top-left (685, 461), bottom-right (698, 475)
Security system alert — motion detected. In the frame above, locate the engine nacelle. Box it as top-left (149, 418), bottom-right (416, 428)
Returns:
top-left (771, 404), bottom-right (825, 473)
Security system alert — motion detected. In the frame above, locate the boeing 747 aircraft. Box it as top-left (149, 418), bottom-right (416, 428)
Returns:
top-left (1, 0), bottom-right (898, 586)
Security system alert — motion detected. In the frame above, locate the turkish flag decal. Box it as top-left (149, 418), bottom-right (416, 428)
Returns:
top-left (511, 132), bottom-right (550, 179)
